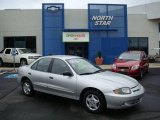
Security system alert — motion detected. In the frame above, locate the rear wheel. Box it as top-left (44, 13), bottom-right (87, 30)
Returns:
top-left (0, 58), bottom-right (3, 67)
top-left (22, 79), bottom-right (34, 97)
top-left (82, 90), bottom-right (106, 113)
top-left (20, 59), bottom-right (27, 66)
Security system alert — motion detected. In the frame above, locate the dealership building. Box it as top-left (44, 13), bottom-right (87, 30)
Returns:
top-left (0, 2), bottom-right (160, 64)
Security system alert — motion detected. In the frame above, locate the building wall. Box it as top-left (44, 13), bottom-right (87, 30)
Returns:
top-left (128, 2), bottom-right (160, 19)
top-left (0, 9), bottom-right (42, 54)
top-left (0, 2), bottom-right (159, 59)
top-left (128, 14), bottom-right (160, 55)
top-left (88, 4), bottom-right (128, 63)
top-left (65, 9), bottom-right (88, 29)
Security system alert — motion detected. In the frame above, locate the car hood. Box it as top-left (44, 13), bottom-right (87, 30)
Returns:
top-left (83, 71), bottom-right (139, 88)
top-left (115, 60), bottom-right (140, 67)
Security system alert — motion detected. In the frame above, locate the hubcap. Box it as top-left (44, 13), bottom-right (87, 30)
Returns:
top-left (23, 82), bottom-right (31, 95)
top-left (86, 94), bottom-right (100, 111)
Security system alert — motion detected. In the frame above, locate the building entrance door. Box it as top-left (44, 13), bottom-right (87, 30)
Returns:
top-left (65, 43), bottom-right (88, 58)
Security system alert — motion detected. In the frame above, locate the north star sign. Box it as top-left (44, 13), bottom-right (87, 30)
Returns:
top-left (92, 16), bottom-right (114, 26)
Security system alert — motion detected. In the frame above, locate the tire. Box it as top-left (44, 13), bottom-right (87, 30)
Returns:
top-left (22, 79), bottom-right (34, 97)
top-left (0, 58), bottom-right (3, 67)
top-left (82, 90), bottom-right (106, 113)
top-left (20, 59), bottom-right (27, 66)
top-left (146, 66), bottom-right (149, 73)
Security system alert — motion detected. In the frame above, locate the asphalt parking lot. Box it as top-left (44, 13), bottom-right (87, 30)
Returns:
top-left (0, 65), bottom-right (160, 120)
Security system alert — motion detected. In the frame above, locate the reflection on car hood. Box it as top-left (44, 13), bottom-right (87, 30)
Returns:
top-left (83, 71), bottom-right (138, 88)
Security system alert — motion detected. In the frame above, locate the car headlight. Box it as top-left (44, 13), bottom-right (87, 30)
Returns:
top-left (112, 64), bottom-right (117, 69)
top-left (131, 65), bottom-right (139, 70)
top-left (113, 87), bottom-right (131, 94)
top-left (28, 56), bottom-right (34, 59)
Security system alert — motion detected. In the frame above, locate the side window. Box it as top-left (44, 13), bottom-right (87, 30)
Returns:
top-left (51, 59), bottom-right (71, 75)
top-left (31, 61), bottom-right (39, 70)
top-left (5, 49), bottom-right (11, 54)
top-left (36, 58), bottom-right (52, 72)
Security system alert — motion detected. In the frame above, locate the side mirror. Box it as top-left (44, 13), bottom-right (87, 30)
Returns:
top-left (114, 58), bottom-right (118, 61)
top-left (63, 71), bottom-right (73, 77)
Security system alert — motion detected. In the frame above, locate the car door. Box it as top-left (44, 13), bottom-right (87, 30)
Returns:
top-left (3, 49), bottom-right (12, 63)
top-left (14, 49), bottom-right (21, 63)
top-left (47, 58), bottom-right (77, 99)
top-left (29, 58), bottom-right (52, 92)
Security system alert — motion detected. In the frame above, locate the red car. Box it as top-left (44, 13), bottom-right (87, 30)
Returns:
top-left (112, 51), bottom-right (149, 79)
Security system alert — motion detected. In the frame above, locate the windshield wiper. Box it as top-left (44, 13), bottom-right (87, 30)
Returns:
top-left (80, 72), bottom-right (94, 75)
top-left (80, 69), bottom-right (105, 75)
top-left (93, 69), bottom-right (105, 74)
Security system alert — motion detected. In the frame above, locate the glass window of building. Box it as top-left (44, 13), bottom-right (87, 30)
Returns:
top-left (4, 36), bottom-right (36, 53)
top-left (129, 37), bottom-right (148, 54)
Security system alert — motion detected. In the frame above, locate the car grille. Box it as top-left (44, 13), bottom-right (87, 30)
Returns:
top-left (118, 67), bottom-right (129, 70)
top-left (119, 71), bottom-right (128, 75)
top-left (131, 84), bottom-right (141, 93)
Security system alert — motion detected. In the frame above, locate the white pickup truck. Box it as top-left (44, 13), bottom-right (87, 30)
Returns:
top-left (0, 48), bottom-right (42, 66)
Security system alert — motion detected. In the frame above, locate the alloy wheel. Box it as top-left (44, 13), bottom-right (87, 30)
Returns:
top-left (23, 82), bottom-right (31, 95)
top-left (86, 94), bottom-right (100, 111)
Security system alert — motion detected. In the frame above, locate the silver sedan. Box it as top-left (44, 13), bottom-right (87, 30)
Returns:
top-left (17, 55), bottom-right (145, 113)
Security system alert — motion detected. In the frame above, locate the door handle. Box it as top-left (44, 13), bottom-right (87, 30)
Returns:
top-left (49, 76), bottom-right (53, 79)
top-left (28, 73), bottom-right (31, 75)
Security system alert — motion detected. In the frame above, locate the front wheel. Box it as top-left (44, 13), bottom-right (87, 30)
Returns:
top-left (22, 79), bottom-right (34, 97)
top-left (83, 90), bottom-right (106, 113)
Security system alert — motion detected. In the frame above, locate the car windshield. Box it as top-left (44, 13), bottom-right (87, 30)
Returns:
top-left (118, 52), bottom-right (141, 61)
top-left (18, 48), bottom-right (32, 54)
top-left (67, 58), bottom-right (104, 75)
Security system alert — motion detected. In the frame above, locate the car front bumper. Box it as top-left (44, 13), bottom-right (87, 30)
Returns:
top-left (104, 85), bottom-right (145, 109)
top-left (112, 68), bottom-right (141, 78)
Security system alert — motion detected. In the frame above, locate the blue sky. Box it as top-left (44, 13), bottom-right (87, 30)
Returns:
top-left (0, 0), bottom-right (160, 9)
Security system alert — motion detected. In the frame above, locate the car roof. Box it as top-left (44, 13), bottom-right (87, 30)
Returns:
top-left (43, 55), bottom-right (82, 60)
